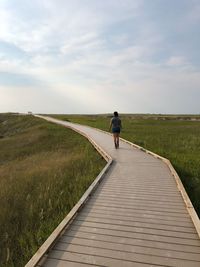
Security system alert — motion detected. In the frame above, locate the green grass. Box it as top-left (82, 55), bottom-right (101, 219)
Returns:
top-left (0, 113), bottom-right (105, 267)
top-left (1, 113), bottom-right (199, 266)
top-left (53, 114), bottom-right (200, 217)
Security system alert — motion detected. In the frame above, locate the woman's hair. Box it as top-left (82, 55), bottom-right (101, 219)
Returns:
top-left (114, 111), bottom-right (118, 117)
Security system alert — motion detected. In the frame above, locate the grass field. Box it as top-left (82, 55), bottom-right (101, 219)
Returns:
top-left (1, 113), bottom-right (199, 266)
top-left (53, 114), bottom-right (200, 218)
top-left (0, 113), bottom-right (105, 267)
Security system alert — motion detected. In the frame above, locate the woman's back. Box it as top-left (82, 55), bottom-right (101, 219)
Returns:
top-left (111, 117), bottom-right (121, 128)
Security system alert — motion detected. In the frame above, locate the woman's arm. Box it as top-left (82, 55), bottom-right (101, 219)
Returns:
top-left (109, 119), bottom-right (112, 132)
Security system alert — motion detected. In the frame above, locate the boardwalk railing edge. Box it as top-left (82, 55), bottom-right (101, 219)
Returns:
top-left (89, 126), bottom-right (200, 237)
top-left (40, 118), bottom-right (200, 237)
top-left (25, 115), bottom-right (113, 267)
top-left (119, 136), bottom-right (200, 238)
top-left (46, 118), bottom-right (200, 238)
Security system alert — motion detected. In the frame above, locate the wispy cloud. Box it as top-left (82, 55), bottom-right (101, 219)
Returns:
top-left (0, 0), bottom-right (200, 113)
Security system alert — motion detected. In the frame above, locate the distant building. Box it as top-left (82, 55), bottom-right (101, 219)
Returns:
top-left (28, 111), bottom-right (32, 115)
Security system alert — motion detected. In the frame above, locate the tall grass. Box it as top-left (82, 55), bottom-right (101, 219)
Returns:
top-left (0, 113), bottom-right (105, 267)
top-left (53, 114), bottom-right (200, 217)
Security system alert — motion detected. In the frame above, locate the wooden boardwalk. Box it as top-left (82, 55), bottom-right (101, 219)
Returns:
top-left (27, 116), bottom-right (200, 267)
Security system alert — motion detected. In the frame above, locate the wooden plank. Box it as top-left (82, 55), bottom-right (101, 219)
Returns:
top-left (76, 214), bottom-right (196, 233)
top-left (84, 204), bottom-right (191, 220)
top-left (73, 220), bottom-right (199, 240)
top-left (86, 202), bottom-right (189, 217)
top-left (93, 191), bottom-right (184, 203)
top-left (46, 250), bottom-right (161, 267)
top-left (84, 202), bottom-right (188, 216)
top-left (79, 210), bottom-right (195, 228)
top-left (42, 258), bottom-right (99, 267)
top-left (96, 183), bottom-right (182, 194)
top-left (119, 134), bottom-right (200, 238)
top-left (88, 197), bottom-right (187, 211)
top-left (96, 190), bottom-right (181, 199)
top-left (97, 187), bottom-right (182, 197)
top-left (98, 184), bottom-right (181, 191)
top-left (99, 179), bottom-right (180, 187)
top-left (69, 224), bottom-right (200, 246)
top-left (90, 195), bottom-right (186, 207)
top-left (93, 193), bottom-right (183, 203)
top-left (52, 243), bottom-right (200, 267)
top-left (58, 235), bottom-right (200, 262)
top-left (83, 205), bottom-right (192, 222)
top-left (64, 229), bottom-right (200, 254)
top-left (103, 184), bottom-right (179, 191)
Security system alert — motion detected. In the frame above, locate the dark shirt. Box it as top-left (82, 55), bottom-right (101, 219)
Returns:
top-left (111, 117), bottom-right (121, 128)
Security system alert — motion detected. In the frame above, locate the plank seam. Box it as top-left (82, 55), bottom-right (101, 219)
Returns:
top-left (79, 213), bottom-right (194, 228)
top-left (56, 240), bottom-right (200, 262)
top-left (72, 222), bottom-right (198, 240)
top-left (70, 228), bottom-right (200, 247)
top-left (76, 217), bottom-right (195, 232)
top-left (51, 249), bottom-right (169, 267)
top-left (63, 234), bottom-right (200, 254)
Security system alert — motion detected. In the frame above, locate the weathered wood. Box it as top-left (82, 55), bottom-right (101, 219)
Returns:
top-left (76, 214), bottom-right (196, 233)
top-left (26, 116), bottom-right (200, 267)
top-left (25, 116), bottom-right (112, 267)
top-left (40, 259), bottom-right (100, 267)
top-left (50, 244), bottom-right (200, 267)
top-left (64, 229), bottom-right (200, 254)
top-left (90, 194), bottom-right (185, 207)
top-left (41, 254), bottom-right (159, 267)
top-left (72, 220), bottom-right (198, 240)
top-left (58, 235), bottom-right (200, 261)
top-left (69, 224), bottom-right (200, 246)
top-left (79, 209), bottom-right (195, 228)
top-left (82, 204), bottom-right (193, 223)
top-left (119, 134), bottom-right (200, 238)
top-left (85, 202), bottom-right (189, 217)
top-left (88, 196), bottom-right (186, 211)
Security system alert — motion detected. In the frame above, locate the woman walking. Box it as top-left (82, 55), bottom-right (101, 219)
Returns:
top-left (109, 111), bottom-right (122, 149)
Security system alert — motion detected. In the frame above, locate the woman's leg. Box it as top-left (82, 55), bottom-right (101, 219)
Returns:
top-left (113, 133), bottom-right (117, 148)
top-left (116, 133), bottom-right (119, 148)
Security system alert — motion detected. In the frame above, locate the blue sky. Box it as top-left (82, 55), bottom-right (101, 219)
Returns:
top-left (0, 0), bottom-right (200, 114)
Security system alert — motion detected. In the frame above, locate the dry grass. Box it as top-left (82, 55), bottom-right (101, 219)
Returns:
top-left (0, 113), bottom-right (105, 267)
top-left (53, 114), bottom-right (200, 218)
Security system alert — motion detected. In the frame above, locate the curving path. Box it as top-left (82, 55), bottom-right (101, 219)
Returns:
top-left (28, 116), bottom-right (200, 267)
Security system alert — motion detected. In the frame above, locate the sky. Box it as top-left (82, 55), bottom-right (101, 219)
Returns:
top-left (0, 0), bottom-right (200, 114)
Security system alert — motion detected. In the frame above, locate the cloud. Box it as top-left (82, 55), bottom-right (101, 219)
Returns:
top-left (60, 32), bottom-right (105, 56)
top-left (166, 56), bottom-right (187, 66)
top-left (0, 0), bottom-right (200, 114)
top-left (187, 1), bottom-right (200, 23)
top-left (0, 71), bottom-right (44, 87)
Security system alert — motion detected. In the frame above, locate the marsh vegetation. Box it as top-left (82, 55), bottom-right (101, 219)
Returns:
top-left (0, 113), bottom-right (105, 267)
top-left (1, 113), bottom-right (199, 266)
top-left (54, 114), bottom-right (200, 218)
